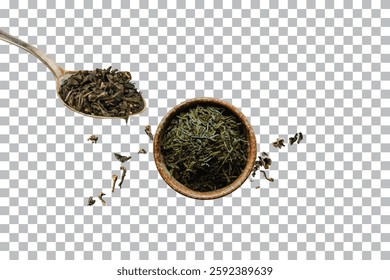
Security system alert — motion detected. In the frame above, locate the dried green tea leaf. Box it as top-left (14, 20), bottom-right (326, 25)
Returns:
top-left (87, 196), bottom-right (96, 206)
top-left (145, 125), bottom-right (154, 141)
top-left (58, 67), bottom-right (144, 119)
top-left (297, 132), bottom-right (304, 144)
top-left (87, 135), bottom-right (98, 143)
top-left (272, 138), bottom-right (285, 149)
top-left (114, 153), bottom-right (131, 163)
top-left (98, 192), bottom-right (106, 206)
top-left (289, 133), bottom-right (298, 145)
top-left (260, 170), bottom-right (274, 182)
top-left (160, 105), bottom-right (249, 192)
top-left (251, 152), bottom-right (274, 182)
top-left (112, 174), bottom-right (118, 193)
top-left (118, 166), bottom-right (127, 188)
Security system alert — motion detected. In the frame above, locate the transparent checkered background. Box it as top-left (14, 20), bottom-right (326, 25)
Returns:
top-left (0, 0), bottom-right (389, 260)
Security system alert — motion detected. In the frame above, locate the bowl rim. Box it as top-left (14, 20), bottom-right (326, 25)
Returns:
top-left (153, 97), bottom-right (257, 200)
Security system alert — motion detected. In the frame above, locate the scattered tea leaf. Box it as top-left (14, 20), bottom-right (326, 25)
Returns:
top-left (98, 192), bottom-right (106, 206)
top-left (145, 125), bottom-right (154, 141)
top-left (261, 152), bottom-right (272, 169)
top-left (111, 174), bottom-right (118, 193)
top-left (114, 153), bottom-right (131, 163)
top-left (260, 170), bottom-right (274, 182)
top-left (289, 133), bottom-right (298, 145)
top-left (272, 137), bottom-right (285, 149)
top-left (118, 166), bottom-right (127, 188)
top-left (87, 135), bottom-right (98, 143)
top-left (251, 152), bottom-right (274, 182)
top-left (87, 196), bottom-right (96, 206)
top-left (297, 132), bottom-right (304, 144)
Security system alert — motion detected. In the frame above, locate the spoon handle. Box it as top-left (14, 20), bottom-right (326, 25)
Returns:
top-left (0, 29), bottom-right (64, 79)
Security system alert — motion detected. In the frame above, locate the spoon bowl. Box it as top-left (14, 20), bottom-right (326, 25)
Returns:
top-left (0, 29), bottom-right (145, 121)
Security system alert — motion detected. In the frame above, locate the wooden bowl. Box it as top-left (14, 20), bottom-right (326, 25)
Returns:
top-left (153, 97), bottom-right (257, 200)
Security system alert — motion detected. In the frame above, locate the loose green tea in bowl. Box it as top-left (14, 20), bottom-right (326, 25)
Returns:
top-left (58, 67), bottom-right (145, 120)
top-left (160, 105), bottom-right (249, 192)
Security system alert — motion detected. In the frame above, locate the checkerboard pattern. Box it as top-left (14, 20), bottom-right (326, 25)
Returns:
top-left (0, 0), bottom-right (389, 260)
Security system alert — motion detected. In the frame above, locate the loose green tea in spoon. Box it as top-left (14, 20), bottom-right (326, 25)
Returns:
top-left (160, 105), bottom-right (249, 192)
top-left (58, 67), bottom-right (145, 120)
